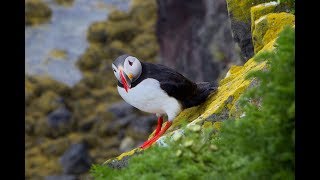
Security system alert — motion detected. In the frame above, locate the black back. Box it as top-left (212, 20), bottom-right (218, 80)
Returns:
top-left (118, 62), bottom-right (217, 109)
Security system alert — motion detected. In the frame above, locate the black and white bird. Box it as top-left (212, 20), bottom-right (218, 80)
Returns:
top-left (112, 54), bottom-right (217, 149)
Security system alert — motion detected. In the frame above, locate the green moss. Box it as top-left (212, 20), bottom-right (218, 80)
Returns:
top-left (91, 26), bottom-right (295, 180)
top-left (252, 12), bottom-right (295, 53)
top-left (25, 0), bottom-right (52, 26)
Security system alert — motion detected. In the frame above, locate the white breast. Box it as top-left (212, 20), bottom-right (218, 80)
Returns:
top-left (117, 78), bottom-right (182, 120)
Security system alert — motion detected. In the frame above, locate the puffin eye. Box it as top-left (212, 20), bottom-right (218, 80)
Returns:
top-left (113, 69), bottom-right (116, 72)
top-left (128, 60), bottom-right (133, 66)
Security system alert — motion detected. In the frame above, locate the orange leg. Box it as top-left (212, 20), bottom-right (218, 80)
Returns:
top-left (140, 121), bottom-right (172, 149)
top-left (140, 116), bottom-right (163, 148)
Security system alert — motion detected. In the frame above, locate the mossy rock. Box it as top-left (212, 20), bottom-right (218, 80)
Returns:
top-left (108, 9), bottom-right (130, 21)
top-left (40, 137), bottom-right (71, 157)
top-left (226, 0), bottom-right (269, 23)
top-left (105, 20), bottom-right (140, 42)
top-left (28, 91), bottom-right (62, 114)
top-left (49, 49), bottom-right (68, 60)
top-left (25, 0), bottom-right (52, 26)
top-left (26, 147), bottom-right (62, 178)
top-left (109, 40), bottom-right (133, 55)
top-left (53, 0), bottom-right (75, 7)
top-left (252, 12), bottom-right (295, 53)
top-left (130, 0), bottom-right (157, 30)
top-left (130, 33), bottom-right (158, 61)
top-left (25, 75), bottom-right (70, 103)
top-left (87, 22), bottom-right (108, 44)
top-left (25, 77), bottom-right (36, 104)
top-left (25, 115), bottom-right (37, 135)
top-left (80, 72), bottom-right (108, 89)
top-left (70, 98), bottom-right (96, 118)
top-left (77, 46), bottom-right (106, 72)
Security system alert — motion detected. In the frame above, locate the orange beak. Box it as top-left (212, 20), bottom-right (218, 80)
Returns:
top-left (119, 70), bottom-right (130, 92)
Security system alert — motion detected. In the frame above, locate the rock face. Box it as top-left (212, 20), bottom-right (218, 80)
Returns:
top-left (47, 106), bottom-right (72, 129)
top-left (225, 0), bottom-right (294, 60)
top-left (108, 101), bottom-right (136, 118)
top-left (25, 0), bottom-right (52, 26)
top-left (156, 0), bottom-right (240, 82)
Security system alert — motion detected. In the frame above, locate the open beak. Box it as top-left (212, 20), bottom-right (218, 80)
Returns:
top-left (119, 69), bottom-right (131, 92)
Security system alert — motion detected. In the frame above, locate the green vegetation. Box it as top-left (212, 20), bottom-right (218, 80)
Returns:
top-left (91, 26), bottom-right (295, 180)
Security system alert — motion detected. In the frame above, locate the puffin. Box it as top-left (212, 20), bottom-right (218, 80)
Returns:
top-left (112, 54), bottom-right (217, 149)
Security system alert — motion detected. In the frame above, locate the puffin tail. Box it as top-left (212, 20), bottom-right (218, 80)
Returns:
top-left (184, 81), bottom-right (218, 108)
top-left (195, 81), bottom-right (218, 100)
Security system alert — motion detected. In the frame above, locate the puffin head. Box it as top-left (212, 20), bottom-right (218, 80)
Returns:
top-left (112, 54), bottom-right (142, 92)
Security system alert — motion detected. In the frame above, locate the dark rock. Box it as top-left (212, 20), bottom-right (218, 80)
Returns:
top-left (229, 21), bottom-right (254, 60)
top-left (60, 143), bottom-right (92, 175)
top-left (45, 175), bottom-right (78, 180)
top-left (108, 101), bottom-right (136, 118)
top-left (47, 106), bottom-right (72, 129)
top-left (156, 0), bottom-right (240, 82)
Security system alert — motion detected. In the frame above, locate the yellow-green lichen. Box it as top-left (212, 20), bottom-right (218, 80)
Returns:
top-left (226, 0), bottom-right (270, 22)
top-left (49, 49), bottom-right (68, 59)
top-left (252, 12), bottom-right (295, 53)
top-left (250, 2), bottom-right (279, 31)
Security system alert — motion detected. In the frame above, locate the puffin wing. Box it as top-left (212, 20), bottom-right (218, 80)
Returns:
top-left (143, 63), bottom-right (197, 107)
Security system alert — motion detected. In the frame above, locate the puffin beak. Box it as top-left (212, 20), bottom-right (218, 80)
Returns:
top-left (119, 69), bottom-right (131, 92)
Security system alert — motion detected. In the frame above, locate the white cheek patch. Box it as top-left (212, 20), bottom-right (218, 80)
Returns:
top-left (123, 56), bottom-right (142, 80)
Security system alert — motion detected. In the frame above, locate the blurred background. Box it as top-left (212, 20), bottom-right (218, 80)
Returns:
top-left (25, 0), bottom-right (242, 179)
